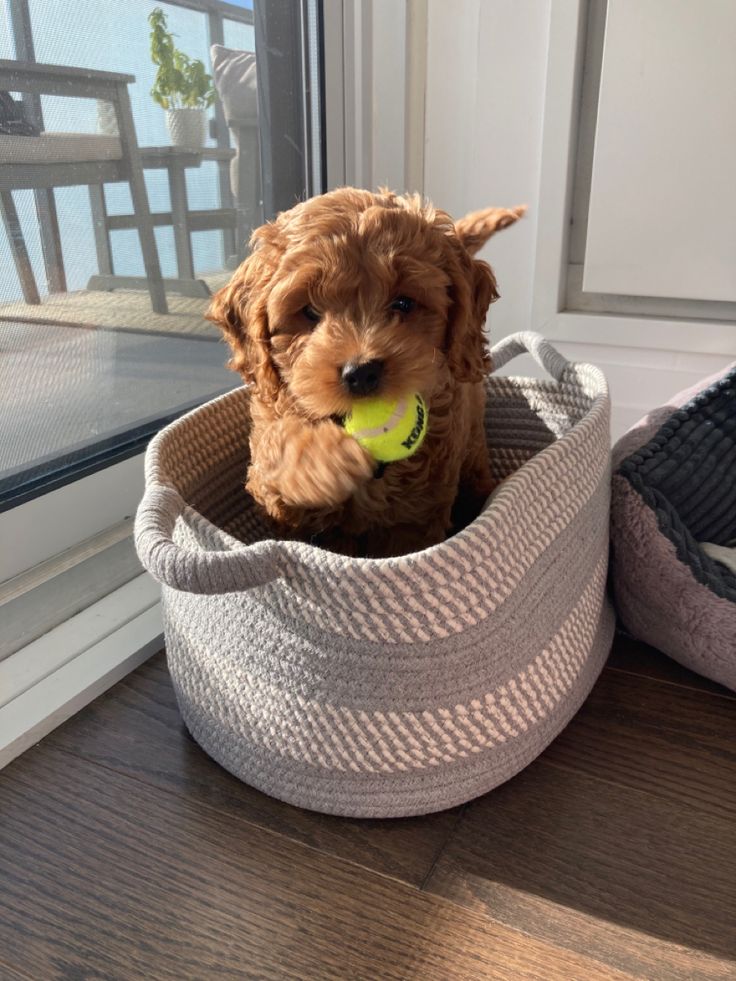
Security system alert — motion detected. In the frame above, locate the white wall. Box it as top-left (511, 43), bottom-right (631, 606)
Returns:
top-left (424, 0), bottom-right (551, 343)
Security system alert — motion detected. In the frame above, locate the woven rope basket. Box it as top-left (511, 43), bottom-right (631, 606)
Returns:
top-left (136, 332), bottom-right (614, 817)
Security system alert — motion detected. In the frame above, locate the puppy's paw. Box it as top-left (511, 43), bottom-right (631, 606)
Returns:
top-left (280, 422), bottom-right (374, 509)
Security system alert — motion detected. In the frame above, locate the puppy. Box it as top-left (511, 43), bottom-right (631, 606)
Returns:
top-left (208, 188), bottom-right (524, 557)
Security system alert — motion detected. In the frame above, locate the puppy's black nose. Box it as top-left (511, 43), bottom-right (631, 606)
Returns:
top-left (341, 359), bottom-right (384, 396)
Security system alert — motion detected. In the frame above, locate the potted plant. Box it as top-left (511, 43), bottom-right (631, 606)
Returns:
top-left (148, 7), bottom-right (215, 150)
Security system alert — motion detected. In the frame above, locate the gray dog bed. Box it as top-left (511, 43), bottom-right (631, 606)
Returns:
top-left (135, 333), bottom-right (614, 817)
top-left (611, 364), bottom-right (736, 692)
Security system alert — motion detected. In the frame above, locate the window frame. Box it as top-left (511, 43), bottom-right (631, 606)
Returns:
top-left (530, 0), bottom-right (736, 355)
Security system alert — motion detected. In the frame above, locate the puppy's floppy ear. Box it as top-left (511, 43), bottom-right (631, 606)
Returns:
top-left (206, 226), bottom-right (281, 401)
top-left (455, 204), bottom-right (526, 256)
top-left (445, 246), bottom-right (499, 383)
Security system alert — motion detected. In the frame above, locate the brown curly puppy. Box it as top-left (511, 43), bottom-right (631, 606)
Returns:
top-left (208, 188), bottom-right (524, 557)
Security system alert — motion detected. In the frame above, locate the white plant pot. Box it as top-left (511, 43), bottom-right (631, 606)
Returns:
top-left (166, 107), bottom-right (207, 150)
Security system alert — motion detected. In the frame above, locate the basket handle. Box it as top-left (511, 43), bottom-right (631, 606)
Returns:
top-left (135, 481), bottom-right (283, 594)
top-left (490, 331), bottom-right (571, 381)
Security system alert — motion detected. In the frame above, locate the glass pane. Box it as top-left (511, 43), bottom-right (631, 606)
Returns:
top-left (223, 16), bottom-right (255, 53)
top-left (0, 0), bottom-right (317, 510)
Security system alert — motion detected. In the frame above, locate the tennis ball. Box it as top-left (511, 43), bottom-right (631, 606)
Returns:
top-left (343, 392), bottom-right (429, 463)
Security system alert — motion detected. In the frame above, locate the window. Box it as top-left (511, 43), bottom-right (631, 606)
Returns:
top-left (0, 0), bottom-right (325, 659)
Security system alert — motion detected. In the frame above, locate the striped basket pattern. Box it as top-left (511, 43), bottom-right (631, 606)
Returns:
top-left (136, 332), bottom-right (614, 817)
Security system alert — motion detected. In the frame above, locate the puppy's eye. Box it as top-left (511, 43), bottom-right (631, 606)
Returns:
top-left (390, 296), bottom-right (416, 315)
top-left (302, 304), bottom-right (321, 324)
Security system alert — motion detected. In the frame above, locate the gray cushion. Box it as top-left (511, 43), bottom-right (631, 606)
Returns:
top-left (210, 44), bottom-right (257, 126)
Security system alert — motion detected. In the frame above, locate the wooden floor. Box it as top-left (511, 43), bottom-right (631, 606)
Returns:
top-left (1, 635), bottom-right (734, 980)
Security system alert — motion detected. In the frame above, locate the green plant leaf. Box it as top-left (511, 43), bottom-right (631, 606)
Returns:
top-left (148, 6), bottom-right (216, 110)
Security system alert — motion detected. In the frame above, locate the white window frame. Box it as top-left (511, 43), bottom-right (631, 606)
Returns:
top-left (323, 0), bottom-right (426, 193)
top-left (1, 453), bottom-right (145, 583)
top-left (1, 0), bottom-right (420, 767)
top-left (531, 0), bottom-right (736, 358)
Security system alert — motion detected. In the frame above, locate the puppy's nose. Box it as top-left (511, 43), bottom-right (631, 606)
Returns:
top-left (341, 359), bottom-right (384, 397)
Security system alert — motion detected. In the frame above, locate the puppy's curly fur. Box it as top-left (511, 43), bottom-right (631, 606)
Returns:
top-left (208, 188), bottom-right (524, 557)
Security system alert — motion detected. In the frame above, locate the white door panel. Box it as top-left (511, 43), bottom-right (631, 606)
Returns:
top-left (584, 0), bottom-right (736, 302)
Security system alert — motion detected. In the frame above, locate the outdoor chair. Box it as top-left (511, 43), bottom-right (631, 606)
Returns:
top-left (0, 60), bottom-right (167, 314)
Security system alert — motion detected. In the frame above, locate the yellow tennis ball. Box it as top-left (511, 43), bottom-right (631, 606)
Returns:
top-left (344, 392), bottom-right (429, 463)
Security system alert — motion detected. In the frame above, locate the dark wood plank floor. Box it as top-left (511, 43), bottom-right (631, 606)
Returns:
top-left (1, 635), bottom-right (734, 980)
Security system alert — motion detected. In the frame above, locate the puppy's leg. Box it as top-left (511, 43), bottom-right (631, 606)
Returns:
top-left (248, 416), bottom-right (374, 518)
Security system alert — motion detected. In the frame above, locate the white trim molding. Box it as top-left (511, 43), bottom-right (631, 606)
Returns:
top-left (545, 312), bottom-right (736, 359)
top-left (322, 0), bottom-right (347, 187)
top-left (323, 0), bottom-right (427, 193)
top-left (404, 0), bottom-right (428, 194)
top-left (531, 0), bottom-right (585, 333)
top-left (0, 574), bottom-right (162, 769)
top-left (0, 452), bottom-right (145, 583)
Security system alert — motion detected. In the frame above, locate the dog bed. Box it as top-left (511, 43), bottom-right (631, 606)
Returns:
top-left (611, 363), bottom-right (736, 692)
top-left (135, 332), bottom-right (614, 817)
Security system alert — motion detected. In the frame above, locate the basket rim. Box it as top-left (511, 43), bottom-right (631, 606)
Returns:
top-left (135, 334), bottom-right (611, 593)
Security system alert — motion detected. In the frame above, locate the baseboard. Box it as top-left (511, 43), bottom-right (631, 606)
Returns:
top-left (0, 574), bottom-right (163, 769)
